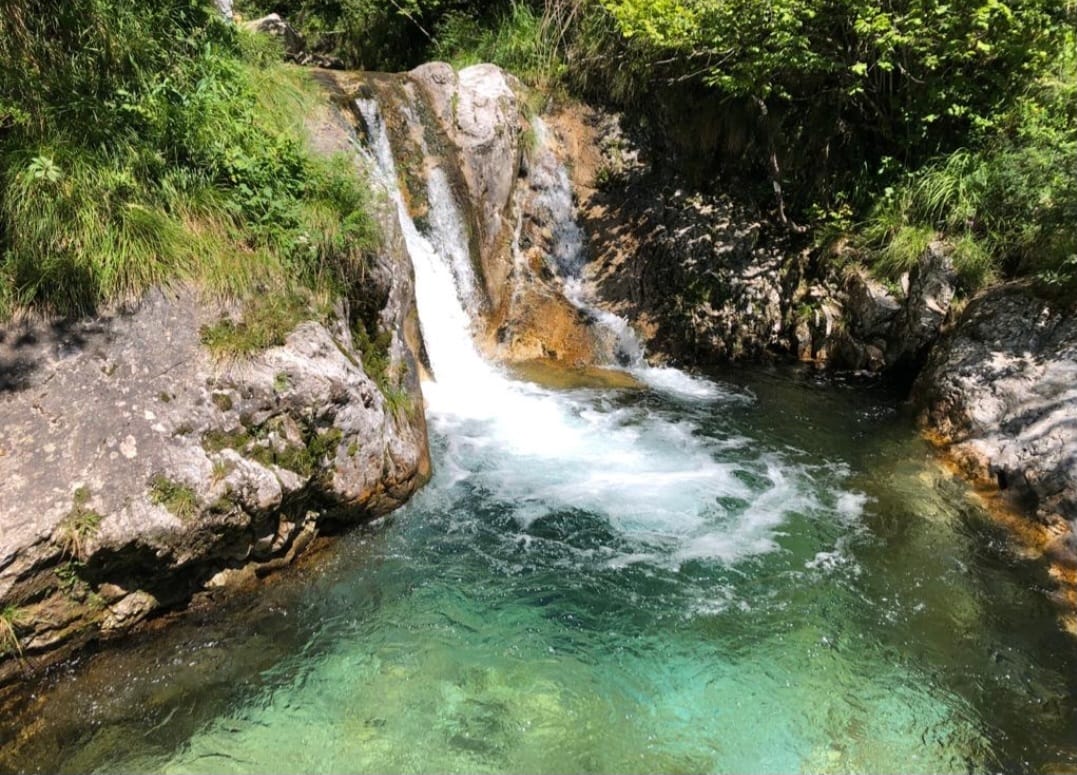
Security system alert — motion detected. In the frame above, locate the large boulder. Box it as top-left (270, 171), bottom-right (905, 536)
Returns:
top-left (914, 283), bottom-right (1077, 552)
top-left (885, 241), bottom-right (958, 372)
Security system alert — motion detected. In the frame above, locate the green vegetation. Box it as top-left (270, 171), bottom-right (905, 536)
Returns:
top-left (55, 562), bottom-right (91, 601)
top-left (585, 0), bottom-right (1076, 292)
top-left (58, 488), bottom-right (103, 562)
top-left (200, 292), bottom-right (313, 357)
top-left (863, 39), bottom-right (1077, 293)
top-left (149, 475), bottom-right (200, 520)
top-left (0, 606), bottom-right (27, 659)
top-left (242, 0), bottom-right (573, 85)
top-left (0, 0), bottom-right (378, 322)
top-left (211, 392), bottom-right (235, 412)
top-left (2, 0), bottom-right (1069, 321)
top-left (250, 0), bottom-right (1075, 294)
top-left (203, 419), bottom-right (343, 477)
top-left (432, 2), bottom-right (566, 87)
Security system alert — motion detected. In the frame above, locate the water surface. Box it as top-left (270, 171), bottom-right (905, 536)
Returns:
top-left (2, 366), bottom-right (1074, 774)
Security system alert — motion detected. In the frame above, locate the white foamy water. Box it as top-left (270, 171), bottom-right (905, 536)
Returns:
top-left (357, 98), bottom-right (858, 566)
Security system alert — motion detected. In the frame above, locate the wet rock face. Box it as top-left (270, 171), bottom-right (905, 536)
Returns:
top-left (914, 284), bottom-right (1077, 542)
top-left (410, 64), bottom-right (520, 264)
top-left (545, 106), bottom-right (966, 376)
top-left (595, 189), bottom-right (803, 362)
top-left (359, 64), bottom-right (605, 366)
top-left (551, 106), bottom-right (808, 364)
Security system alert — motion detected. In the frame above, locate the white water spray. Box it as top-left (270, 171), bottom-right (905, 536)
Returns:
top-left (357, 96), bottom-right (852, 565)
top-left (527, 118), bottom-right (728, 400)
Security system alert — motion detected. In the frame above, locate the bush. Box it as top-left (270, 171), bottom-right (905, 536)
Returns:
top-left (864, 32), bottom-right (1077, 293)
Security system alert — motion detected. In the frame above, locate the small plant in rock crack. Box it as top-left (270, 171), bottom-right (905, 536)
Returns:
top-left (54, 561), bottom-right (88, 599)
top-left (58, 487), bottom-right (103, 562)
top-left (0, 606), bottom-right (27, 659)
top-left (149, 476), bottom-right (199, 521)
top-left (210, 458), bottom-right (233, 485)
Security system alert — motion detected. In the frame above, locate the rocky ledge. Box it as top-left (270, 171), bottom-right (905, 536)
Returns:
top-left (915, 285), bottom-right (1077, 554)
top-left (0, 87), bottom-right (431, 684)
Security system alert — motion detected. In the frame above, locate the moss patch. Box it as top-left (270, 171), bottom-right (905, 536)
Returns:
top-left (202, 420), bottom-right (343, 478)
top-left (200, 292), bottom-right (312, 358)
top-left (149, 475), bottom-right (199, 521)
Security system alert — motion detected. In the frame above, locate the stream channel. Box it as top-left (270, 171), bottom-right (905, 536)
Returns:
top-left (0, 95), bottom-right (1074, 774)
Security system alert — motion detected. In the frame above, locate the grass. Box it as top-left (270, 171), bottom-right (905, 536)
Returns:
top-left (861, 35), bottom-right (1077, 296)
top-left (58, 488), bottom-right (103, 562)
top-left (210, 459), bottom-right (233, 484)
top-left (0, 606), bottom-right (27, 659)
top-left (1, 7), bottom-right (380, 327)
top-left (381, 384), bottom-right (413, 420)
top-left (432, 1), bottom-right (567, 89)
top-left (200, 291), bottom-right (313, 357)
top-left (203, 421), bottom-right (343, 478)
top-left (352, 324), bottom-right (392, 388)
top-left (149, 475), bottom-right (199, 521)
top-left (871, 224), bottom-right (936, 279)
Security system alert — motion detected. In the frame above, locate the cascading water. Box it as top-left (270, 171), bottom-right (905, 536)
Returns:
top-left (7, 92), bottom-right (1075, 775)
top-left (526, 117), bottom-right (725, 400)
top-left (524, 118), bottom-right (640, 364)
top-left (357, 97), bottom-right (818, 561)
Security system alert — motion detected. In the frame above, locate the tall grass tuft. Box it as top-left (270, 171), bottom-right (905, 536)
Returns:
top-left (863, 31), bottom-right (1076, 295)
top-left (0, 3), bottom-right (379, 322)
top-left (432, 2), bottom-right (567, 89)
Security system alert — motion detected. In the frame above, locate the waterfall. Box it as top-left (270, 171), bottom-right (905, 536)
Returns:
top-left (354, 94), bottom-right (824, 564)
top-left (21, 84), bottom-right (1037, 775)
top-left (526, 117), bottom-right (724, 400)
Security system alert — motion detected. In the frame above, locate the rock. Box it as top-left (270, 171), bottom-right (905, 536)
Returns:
top-left (539, 104), bottom-right (812, 365)
top-left (843, 268), bottom-right (900, 340)
top-left (915, 283), bottom-right (1077, 546)
top-left (242, 13), bottom-right (344, 69)
top-left (886, 241), bottom-right (957, 373)
top-left (360, 65), bottom-right (604, 367)
top-left (409, 63), bottom-right (521, 310)
top-left (0, 87), bottom-right (430, 683)
top-left (244, 14), bottom-right (306, 58)
top-left (102, 591), bottom-right (159, 632)
top-left (213, 0), bottom-right (233, 21)
top-left (410, 64), bottom-right (520, 256)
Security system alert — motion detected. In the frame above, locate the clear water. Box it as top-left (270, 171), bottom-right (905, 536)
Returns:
top-left (3, 370), bottom-right (1074, 774)
top-left (2, 97), bottom-right (1073, 775)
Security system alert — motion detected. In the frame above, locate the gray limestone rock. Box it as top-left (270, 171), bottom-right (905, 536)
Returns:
top-left (0, 84), bottom-right (431, 680)
top-left (409, 63), bottom-right (521, 308)
top-left (0, 278), bottom-right (428, 681)
top-left (243, 13), bottom-right (307, 58)
top-left (915, 283), bottom-right (1077, 540)
top-left (213, 0), bottom-right (233, 21)
top-left (886, 241), bottom-right (957, 371)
